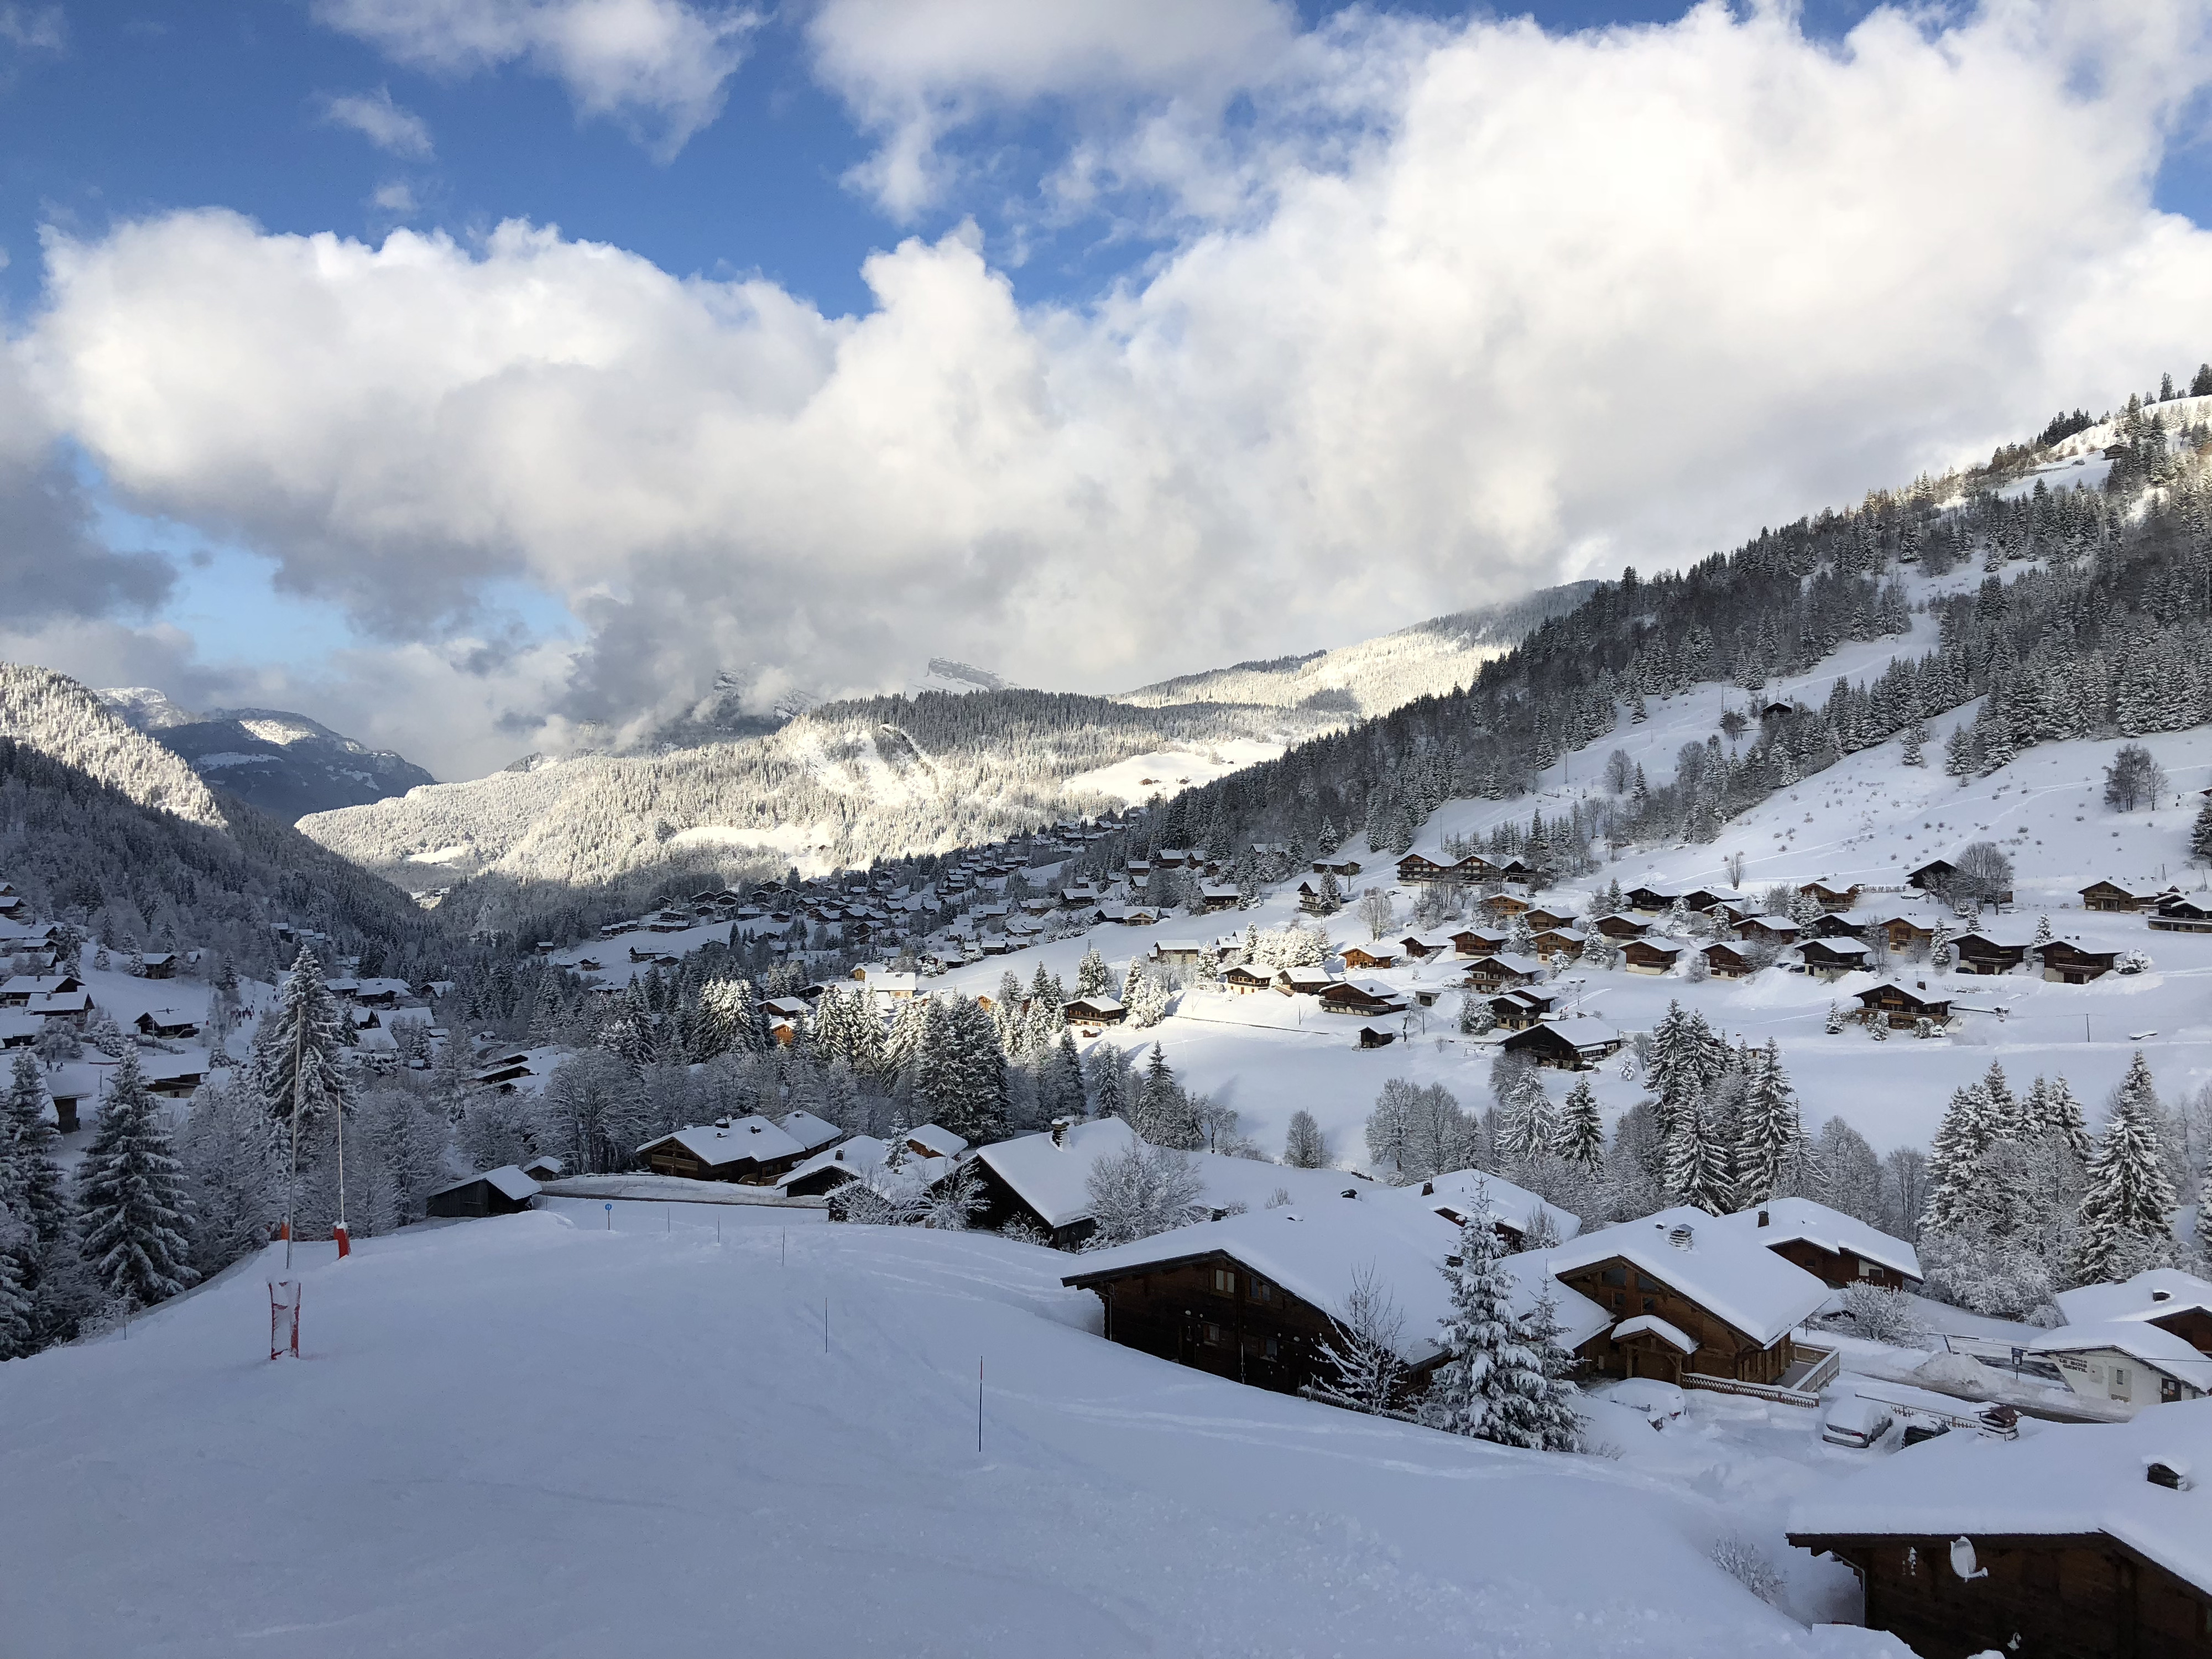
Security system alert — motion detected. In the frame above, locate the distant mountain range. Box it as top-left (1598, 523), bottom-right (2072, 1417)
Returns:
top-left (96, 689), bottom-right (435, 822)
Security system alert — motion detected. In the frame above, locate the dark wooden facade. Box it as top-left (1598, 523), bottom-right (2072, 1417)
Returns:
top-left (2080, 880), bottom-right (2172, 913)
top-left (1065, 1249), bottom-right (1437, 1401)
top-left (1788, 1530), bottom-right (2212, 1659)
top-left (638, 1138), bottom-right (802, 1185)
top-left (1797, 881), bottom-right (1860, 912)
top-left (1702, 942), bottom-right (1752, 979)
top-left (1621, 940), bottom-right (1682, 974)
top-left (1873, 916), bottom-right (1936, 952)
top-left (1462, 956), bottom-right (1540, 991)
top-left (426, 1176), bottom-right (535, 1219)
top-left (2039, 941), bottom-right (2119, 983)
top-left (1763, 1235), bottom-right (1913, 1291)
top-left (1591, 913), bottom-right (1647, 941)
top-left (1339, 946), bottom-right (1398, 970)
top-left (967, 1158), bottom-right (1093, 1249)
top-left (1556, 1254), bottom-right (1798, 1385)
top-left (2142, 1304), bottom-right (2212, 1356)
top-left (2151, 898), bottom-right (2212, 933)
top-left (1499, 1022), bottom-right (1623, 1071)
top-left (1854, 983), bottom-right (1952, 1028)
top-left (1952, 934), bottom-right (2028, 975)
top-left (1320, 982), bottom-right (1402, 1017)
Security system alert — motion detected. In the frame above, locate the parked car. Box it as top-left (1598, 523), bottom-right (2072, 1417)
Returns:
top-left (1821, 1394), bottom-right (1896, 1449)
top-left (1899, 1419), bottom-right (1949, 1448)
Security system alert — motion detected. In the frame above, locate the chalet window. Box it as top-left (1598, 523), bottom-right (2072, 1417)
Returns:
top-left (1634, 1274), bottom-right (1660, 1293)
top-left (1641, 1297), bottom-right (1657, 1314)
top-left (1858, 1259), bottom-right (1880, 1278)
top-left (1248, 1277), bottom-right (1277, 1306)
top-left (1203, 1322), bottom-right (1228, 1347)
top-left (1212, 1267), bottom-right (1237, 1296)
top-left (1601, 1267), bottom-right (1626, 1287)
top-left (2111, 1366), bottom-right (2130, 1398)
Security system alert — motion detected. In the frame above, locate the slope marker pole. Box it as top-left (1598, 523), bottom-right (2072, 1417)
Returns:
top-left (978, 1357), bottom-right (985, 1454)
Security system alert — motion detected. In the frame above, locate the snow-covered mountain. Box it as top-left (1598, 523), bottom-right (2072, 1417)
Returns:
top-left (96, 691), bottom-right (436, 823)
top-left (1116, 583), bottom-right (1599, 716)
top-left (299, 689), bottom-right (1337, 921)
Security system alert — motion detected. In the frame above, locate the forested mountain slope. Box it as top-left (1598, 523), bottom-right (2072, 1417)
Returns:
top-left (0, 665), bottom-right (434, 976)
top-left (97, 690), bottom-right (436, 821)
top-left (299, 688), bottom-right (1336, 925)
top-left (1144, 395), bottom-right (2212, 865)
top-left (1116, 583), bottom-right (1599, 716)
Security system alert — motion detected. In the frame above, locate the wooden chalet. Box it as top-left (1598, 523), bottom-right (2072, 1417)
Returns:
top-left (635, 1118), bottom-right (809, 1185)
top-left (1498, 1020), bottom-right (1624, 1071)
top-left (1804, 911), bottom-right (1866, 940)
top-left (1275, 969), bottom-right (1336, 998)
top-left (1293, 875), bottom-right (1339, 914)
top-left (1449, 927), bottom-right (1509, 957)
top-left (425, 1165), bottom-right (540, 1219)
top-left (1220, 964), bottom-right (1273, 995)
top-left (1150, 940), bottom-right (1205, 970)
top-left (1735, 914), bottom-right (1801, 948)
top-left (1538, 1208), bottom-right (1832, 1388)
top-left (1196, 884), bottom-right (1241, 913)
top-left (1624, 885), bottom-right (1678, 915)
top-left (2055, 1270), bottom-right (2212, 1358)
top-left (133, 1009), bottom-right (200, 1040)
top-left (1796, 879), bottom-right (1860, 912)
top-left (1395, 934), bottom-right (1451, 962)
top-left (1319, 979), bottom-right (1405, 1018)
top-left (1395, 853), bottom-right (1455, 885)
top-left (1062, 996), bottom-right (1126, 1031)
top-left (1853, 981), bottom-right (1953, 1030)
top-left (1063, 1198), bottom-right (1606, 1402)
top-left (2151, 895), bottom-right (2212, 933)
top-left (0, 973), bottom-right (81, 1008)
top-left (1339, 944), bottom-right (1399, 971)
top-left (1870, 914), bottom-right (1937, 952)
top-left (1621, 938), bottom-right (1683, 975)
top-left (1481, 888), bottom-right (1535, 919)
top-left (1789, 1401), bottom-right (2212, 1659)
top-left (1526, 927), bottom-right (1585, 961)
top-left (1485, 988), bottom-right (1555, 1030)
top-left (1311, 855), bottom-right (1363, 877)
top-left (1522, 905), bottom-right (1577, 931)
top-left (1951, 932), bottom-right (2030, 975)
top-left (1722, 1198), bottom-right (1922, 1290)
top-left (1590, 913), bottom-right (1648, 941)
top-left (1701, 941), bottom-right (1753, 979)
top-left (2039, 939), bottom-right (2120, 984)
top-left (1905, 857), bottom-right (1956, 893)
top-left (1796, 937), bottom-right (1870, 978)
top-left (2080, 879), bottom-right (2178, 913)
top-left (1462, 953), bottom-right (1543, 992)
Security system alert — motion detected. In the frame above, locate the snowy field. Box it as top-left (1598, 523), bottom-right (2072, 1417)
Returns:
top-left (1060, 737), bottom-right (1292, 806)
top-left (0, 1209), bottom-right (1903, 1658)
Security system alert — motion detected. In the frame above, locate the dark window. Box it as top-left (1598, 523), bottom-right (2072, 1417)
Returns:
top-left (1249, 1277), bottom-right (1277, 1306)
top-left (1212, 1267), bottom-right (1237, 1296)
top-left (1203, 1322), bottom-right (1228, 1347)
top-left (1634, 1274), bottom-right (1661, 1293)
top-left (1601, 1267), bottom-right (1626, 1287)
top-left (1642, 1297), bottom-right (1657, 1314)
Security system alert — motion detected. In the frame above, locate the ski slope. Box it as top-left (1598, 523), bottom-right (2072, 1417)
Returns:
top-left (0, 1211), bottom-right (1900, 1658)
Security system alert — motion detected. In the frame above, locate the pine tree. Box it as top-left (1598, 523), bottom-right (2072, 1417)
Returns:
top-left (1074, 947), bottom-right (1111, 1000)
top-left (1663, 1093), bottom-right (1733, 1214)
top-left (1923, 1081), bottom-right (1997, 1233)
top-left (176, 1076), bottom-right (283, 1279)
top-left (76, 1050), bottom-right (196, 1310)
top-left (1426, 1188), bottom-right (1534, 1443)
top-left (1489, 1285), bottom-right (1585, 1453)
top-left (0, 1219), bottom-right (32, 1359)
top-left (697, 977), bottom-right (765, 1060)
top-left (1131, 1044), bottom-right (1199, 1149)
top-left (2189, 793), bottom-right (2212, 864)
top-left (1038, 1031), bottom-right (1085, 1121)
top-left (2073, 1052), bottom-right (2178, 1282)
top-left (2, 1050), bottom-right (67, 1251)
top-left (1557, 1075), bottom-right (1604, 1175)
top-left (1734, 1041), bottom-right (1804, 1205)
top-left (1086, 1044), bottom-right (1128, 1120)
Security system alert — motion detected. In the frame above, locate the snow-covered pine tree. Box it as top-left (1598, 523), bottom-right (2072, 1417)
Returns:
top-left (1922, 1080), bottom-right (1997, 1234)
top-left (1734, 1040), bottom-right (1805, 1206)
top-left (1037, 1031), bottom-right (1085, 1121)
top-left (1085, 1044), bottom-right (1128, 1120)
top-left (1496, 1070), bottom-right (1555, 1173)
top-left (1663, 1092), bottom-right (1734, 1215)
top-left (1124, 967), bottom-right (1170, 1029)
top-left (1425, 1187), bottom-right (1533, 1443)
top-left (0, 1211), bottom-right (31, 1358)
top-left (2, 1050), bottom-right (67, 1256)
top-left (76, 1050), bottom-right (196, 1310)
top-left (2073, 1051), bottom-right (2180, 1282)
top-left (1283, 1108), bottom-right (1328, 1168)
top-left (1365, 1077), bottom-right (1418, 1181)
top-left (176, 1076), bottom-right (283, 1279)
top-left (1557, 1075), bottom-right (1604, 1175)
top-left (1131, 1044), bottom-right (1199, 1149)
top-left (697, 977), bottom-right (766, 1060)
top-left (1489, 1284), bottom-right (1585, 1454)
top-left (1074, 947), bottom-right (1111, 1000)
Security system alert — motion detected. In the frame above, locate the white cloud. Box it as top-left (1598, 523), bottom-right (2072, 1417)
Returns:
top-left (28, 1), bottom-right (2212, 773)
top-left (315, 0), bottom-right (759, 158)
top-left (806, 0), bottom-right (1301, 218)
top-left (319, 86), bottom-right (435, 158)
top-left (0, 5), bottom-right (64, 55)
top-left (371, 180), bottom-right (420, 215)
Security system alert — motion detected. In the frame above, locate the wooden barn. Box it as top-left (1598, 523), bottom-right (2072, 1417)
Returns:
top-left (1338, 945), bottom-right (1399, 971)
top-left (634, 1118), bottom-right (808, 1185)
top-left (1789, 1400), bottom-right (2212, 1659)
top-left (425, 1165), bottom-right (540, 1219)
top-left (1536, 1208), bottom-right (1832, 1388)
top-left (1719, 1198), bottom-right (1922, 1290)
top-left (1796, 879), bottom-right (1860, 912)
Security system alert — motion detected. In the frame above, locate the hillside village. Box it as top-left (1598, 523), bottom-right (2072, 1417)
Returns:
top-left (4, 389), bottom-right (2212, 1656)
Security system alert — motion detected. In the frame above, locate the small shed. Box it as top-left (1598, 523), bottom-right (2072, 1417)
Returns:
top-left (426, 1165), bottom-right (540, 1219)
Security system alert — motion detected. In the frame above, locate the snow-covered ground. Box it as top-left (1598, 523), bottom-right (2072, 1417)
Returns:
top-left (1060, 738), bottom-right (1292, 806)
top-left (0, 1209), bottom-right (1902, 1657)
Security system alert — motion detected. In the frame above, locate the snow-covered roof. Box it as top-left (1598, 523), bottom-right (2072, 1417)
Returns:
top-left (973, 1117), bottom-right (1140, 1228)
top-left (639, 1118), bottom-right (805, 1168)
top-left (1065, 1201), bottom-right (1609, 1367)
top-left (1467, 952), bottom-right (1545, 974)
top-left (778, 1135), bottom-right (888, 1191)
top-left (1385, 1168), bottom-right (1581, 1244)
top-left (1717, 1197), bottom-right (1922, 1282)
top-left (430, 1165), bottom-right (540, 1203)
top-left (1613, 1314), bottom-right (1696, 1353)
top-left (2056, 1269), bottom-right (2212, 1329)
top-left (1537, 1207), bottom-right (1831, 1347)
top-left (2028, 1322), bottom-right (2212, 1391)
top-left (1788, 1398), bottom-right (2212, 1594)
top-left (904, 1123), bottom-right (968, 1160)
top-left (778, 1110), bottom-right (844, 1153)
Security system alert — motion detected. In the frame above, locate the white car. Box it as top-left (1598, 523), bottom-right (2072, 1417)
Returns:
top-left (1820, 1394), bottom-right (1895, 1449)
top-left (1599, 1378), bottom-right (1686, 1427)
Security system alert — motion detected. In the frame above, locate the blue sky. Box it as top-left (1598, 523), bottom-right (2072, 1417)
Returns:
top-left (4, 1), bottom-right (2211, 775)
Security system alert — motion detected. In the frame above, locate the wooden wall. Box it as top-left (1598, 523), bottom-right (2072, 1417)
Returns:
top-left (1558, 1254), bottom-right (1794, 1384)
top-left (1798, 1532), bottom-right (2212, 1659)
top-left (1765, 1237), bottom-right (1911, 1291)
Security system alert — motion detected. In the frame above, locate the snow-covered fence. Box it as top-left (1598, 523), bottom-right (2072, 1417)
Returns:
top-left (1678, 1371), bottom-right (1823, 1410)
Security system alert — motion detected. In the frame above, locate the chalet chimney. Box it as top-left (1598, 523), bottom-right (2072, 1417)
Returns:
top-left (1050, 1118), bottom-right (1070, 1148)
top-left (1668, 1223), bottom-right (1695, 1251)
top-left (2147, 1461), bottom-right (2186, 1489)
top-left (1757, 1209), bottom-right (1770, 1228)
top-left (1421, 1181), bottom-right (1434, 1196)
top-left (1342, 1189), bottom-right (1359, 1200)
